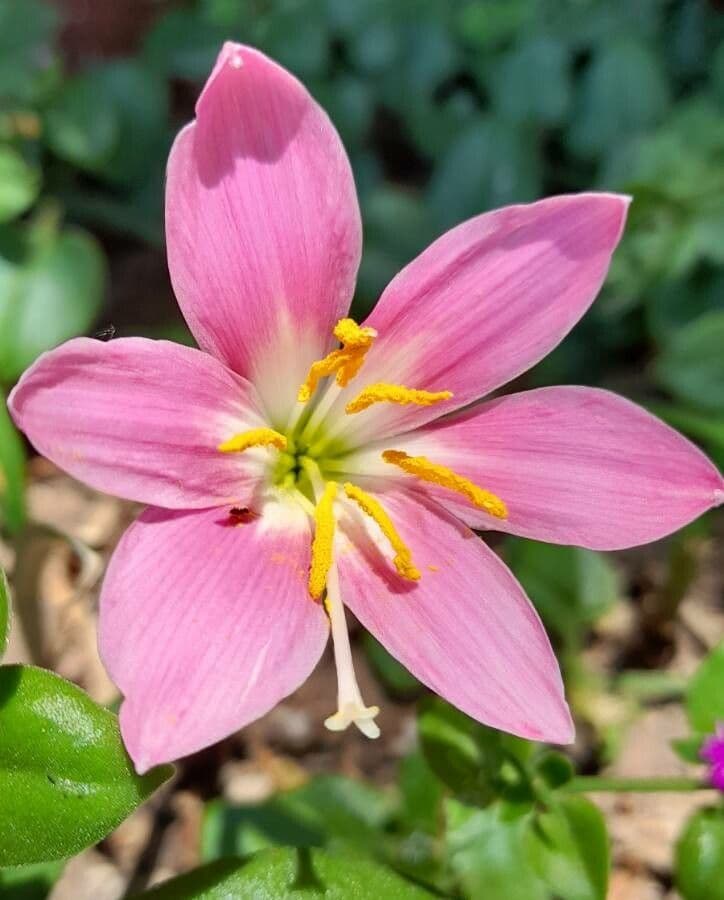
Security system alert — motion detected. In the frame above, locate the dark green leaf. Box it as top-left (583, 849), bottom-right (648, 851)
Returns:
top-left (524, 795), bottom-right (609, 900)
top-left (489, 37), bottom-right (571, 126)
top-left (137, 848), bottom-right (435, 898)
top-left (0, 223), bottom-right (105, 381)
top-left (506, 540), bottom-right (619, 647)
top-left (0, 859), bottom-right (64, 899)
top-left (0, 664), bottom-right (172, 865)
top-left (0, 147), bottom-right (40, 223)
top-left (0, 391), bottom-right (26, 532)
top-left (654, 311), bottom-right (724, 413)
top-left (676, 807), bottom-right (724, 900)
top-left (446, 800), bottom-right (546, 900)
top-left (202, 775), bottom-right (393, 860)
top-left (686, 643), bottom-right (724, 734)
top-left (428, 118), bottom-right (541, 230)
top-left (44, 77), bottom-right (119, 171)
top-left (418, 696), bottom-right (509, 807)
top-left (398, 751), bottom-right (443, 835)
top-left (534, 752), bottom-right (575, 790)
top-left (568, 38), bottom-right (669, 158)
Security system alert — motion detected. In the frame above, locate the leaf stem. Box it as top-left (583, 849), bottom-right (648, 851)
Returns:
top-left (563, 775), bottom-right (709, 793)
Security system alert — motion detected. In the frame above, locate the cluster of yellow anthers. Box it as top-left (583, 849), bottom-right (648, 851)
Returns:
top-left (218, 318), bottom-right (508, 603)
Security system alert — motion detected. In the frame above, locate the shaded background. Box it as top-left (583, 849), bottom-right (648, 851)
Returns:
top-left (0, 1), bottom-right (723, 898)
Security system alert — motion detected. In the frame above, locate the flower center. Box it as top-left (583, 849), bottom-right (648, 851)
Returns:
top-left (216, 317), bottom-right (509, 740)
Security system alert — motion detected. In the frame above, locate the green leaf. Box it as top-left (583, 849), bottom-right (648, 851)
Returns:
top-left (0, 664), bottom-right (173, 865)
top-left (446, 800), bottom-right (547, 900)
top-left (138, 849), bottom-right (435, 898)
top-left (202, 774), bottom-right (393, 860)
top-left (0, 222), bottom-right (105, 381)
top-left (568, 38), bottom-right (669, 159)
top-left (524, 795), bottom-right (609, 900)
top-left (686, 643), bottom-right (724, 734)
top-left (44, 76), bottom-right (119, 171)
top-left (0, 859), bottom-right (65, 899)
top-left (418, 696), bottom-right (511, 807)
top-left (398, 751), bottom-right (443, 835)
top-left (427, 118), bottom-right (541, 231)
top-left (0, 147), bottom-right (40, 224)
top-left (489, 37), bottom-right (571, 126)
top-left (671, 735), bottom-right (706, 765)
top-left (0, 565), bottom-right (9, 658)
top-left (676, 807), bottom-right (724, 900)
top-left (506, 540), bottom-right (620, 647)
top-left (0, 390), bottom-right (26, 532)
top-left (654, 311), bottom-right (724, 413)
top-left (534, 752), bottom-right (575, 790)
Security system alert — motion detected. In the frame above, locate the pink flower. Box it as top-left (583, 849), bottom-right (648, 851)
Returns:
top-left (9, 44), bottom-right (724, 774)
top-left (701, 725), bottom-right (724, 791)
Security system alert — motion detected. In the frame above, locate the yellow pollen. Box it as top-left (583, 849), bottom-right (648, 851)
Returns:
top-left (218, 427), bottom-right (287, 453)
top-left (343, 483), bottom-right (421, 581)
top-left (345, 382), bottom-right (453, 414)
top-left (309, 481), bottom-right (338, 599)
top-left (297, 318), bottom-right (377, 402)
top-left (381, 450), bottom-right (508, 519)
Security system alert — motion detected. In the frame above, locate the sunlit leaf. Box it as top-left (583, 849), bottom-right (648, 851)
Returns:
top-left (0, 665), bottom-right (173, 865)
top-left (676, 807), bottom-right (724, 900)
top-left (686, 643), bottom-right (724, 734)
top-left (524, 795), bottom-right (609, 900)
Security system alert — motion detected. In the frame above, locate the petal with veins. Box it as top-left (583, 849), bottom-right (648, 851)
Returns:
top-left (165, 43), bottom-right (362, 422)
top-left (395, 386), bottom-right (724, 550)
top-left (100, 502), bottom-right (328, 773)
top-left (8, 337), bottom-right (269, 508)
top-left (336, 489), bottom-right (573, 744)
top-left (330, 193), bottom-right (628, 446)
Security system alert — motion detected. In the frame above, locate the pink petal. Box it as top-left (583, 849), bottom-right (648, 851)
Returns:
top-left (336, 489), bottom-right (572, 743)
top-left (400, 386), bottom-right (724, 549)
top-left (339, 193), bottom-right (628, 445)
top-left (100, 503), bottom-right (328, 772)
top-left (166, 43), bottom-right (362, 421)
top-left (9, 337), bottom-right (269, 508)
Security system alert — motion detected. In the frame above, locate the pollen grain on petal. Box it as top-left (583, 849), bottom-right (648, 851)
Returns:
top-left (218, 427), bottom-right (287, 453)
top-left (343, 482), bottom-right (421, 581)
top-left (382, 449), bottom-right (508, 519)
top-left (308, 481), bottom-right (338, 599)
top-left (297, 318), bottom-right (377, 403)
top-left (345, 382), bottom-right (453, 415)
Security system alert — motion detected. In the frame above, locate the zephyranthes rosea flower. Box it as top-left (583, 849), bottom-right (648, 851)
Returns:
top-left (9, 44), bottom-right (724, 773)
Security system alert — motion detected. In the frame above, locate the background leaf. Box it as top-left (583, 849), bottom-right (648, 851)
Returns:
top-left (138, 848), bottom-right (435, 898)
top-left (0, 147), bottom-right (40, 224)
top-left (0, 664), bottom-right (172, 865)
top-left (0, 565), bottom-right (9, 659)
top-left (675, 807), bottom-right (724, 900)
top-left (685, 643), bottom-right (724, 734)
top-left (0, 389), bottom-right (25, 532)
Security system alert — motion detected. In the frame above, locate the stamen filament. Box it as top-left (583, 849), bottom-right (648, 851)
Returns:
top-left (324, 561), bottom-right (380, 739)
top-left (308, 480), bottom-right (338, 599)
top-left (345, 383), bottom-right (453, 415)
top-left (218, 427), bottom-right (287, 454)
top-left (343, 483), bottom-right (420, 581)
top-left (382, 449), bottom-right (508, 519)
top-left (297, 318), bottom-right (376, 404)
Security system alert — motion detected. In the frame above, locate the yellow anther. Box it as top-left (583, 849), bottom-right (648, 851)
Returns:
top-left (343, 483), bottom-right (421, 581)
top-left (309, 481), bottom-right (339, 599)
top-left (382, 450), bottom-right (508, 519)
top-left (218, 427), bottom-right (287, 453)
top-left (345, 382), bottom-right (453, 415)
top-left (297, 318), bottom-right (377, 403)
